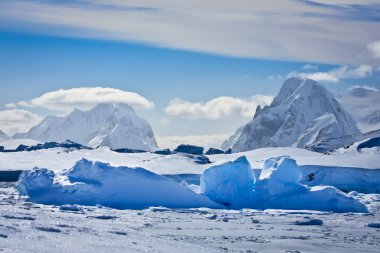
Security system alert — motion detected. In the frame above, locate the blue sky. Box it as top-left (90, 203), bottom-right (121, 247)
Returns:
top-left (0, 0), bottom-right (379, 148)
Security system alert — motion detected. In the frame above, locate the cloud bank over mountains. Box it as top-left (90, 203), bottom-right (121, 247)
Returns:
top-left (288, 65), bottom-right (374, 83)
top-left (6, 87), bottom-right (155, 114)
top-left (165, 95), bottom-right (273, 120)
top-left (0, 109), bottom-right (42, 135)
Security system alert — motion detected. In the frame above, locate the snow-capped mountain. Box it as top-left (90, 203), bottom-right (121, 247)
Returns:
top-left (0, 130), bottom-right (11, 142)
top-left (14, 104), bottom-right (158, 151)
top-left (337, 86), bottom-right (380, 133)
top-left (222, 78), bottom-right (361, 152)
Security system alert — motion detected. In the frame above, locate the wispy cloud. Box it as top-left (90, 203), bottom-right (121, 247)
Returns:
top-left (288, 65), bottom-right (374, 83)
top-left (349, 85), bottom-right (378, 92)
top-left (0, 0), bottom-right (379, 64)
top-left (7, 87), bottom-right (154, 114)
top-left (165, 95), bottom-right (273, 120)
top-left (302, 64), bottom-right (319, 70)
top-left (0, 109), bottom-right (42, 135)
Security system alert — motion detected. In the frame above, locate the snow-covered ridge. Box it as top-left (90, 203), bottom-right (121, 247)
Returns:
top-left (337, 86), bottom-right (380, 133)
top-left (222, 78), bottom-right (360, 152)
top-left (13, 103), bottom-right (158, 151)
top-left (0, 130), bottom-right (10, 142)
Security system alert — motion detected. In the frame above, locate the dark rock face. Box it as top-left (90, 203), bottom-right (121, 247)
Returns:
top-left (154, 149), bottom-right (172, 155)
top-left (205, 148), bottom-right (225, 155)
top-left (174, 144), bottom-right (204, 155)
top-left (0, 140), bottom-right (91, 153)
top-left (112, 148), bottom-right (147, 153)
top-left (357, 137), bottom-right (380, 151)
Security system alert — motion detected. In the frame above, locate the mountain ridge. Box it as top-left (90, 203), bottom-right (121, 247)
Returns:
top-left (222, 78), bottom-right (361, 152)
top-left (14, 103), bottom-right (158, 151)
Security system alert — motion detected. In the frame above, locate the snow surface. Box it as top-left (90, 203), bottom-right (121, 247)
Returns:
top-left (13, 103), bottom-right (158, 151)
top-left (17, 159), bottom-right (220, 209)
top-left (1, 146), bottom-right (380, 174)
top-left (222, 78), bottom-right (360, 152)
top-left (1, 182), bottom-right (380, 252)
top-left (201, 156), bottom-right (368, 212)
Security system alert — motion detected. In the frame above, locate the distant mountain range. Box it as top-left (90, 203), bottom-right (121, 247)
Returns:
top-left (222, 78), bottom-right (361, 152)
top-left (337, 86), bottom-right (380, 133)
top-left (14, 103), bottom-right (158, 151)
top-left (4, 79), bottom-right (379, 153)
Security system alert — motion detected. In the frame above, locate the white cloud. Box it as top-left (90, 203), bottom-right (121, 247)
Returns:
top-left (11, 87), bottom-right (154, 113)
top-left (0, 109), bottom-right (43, 135)
top-left (349, 85), bottom-right (378, 92)
top-left (288, 65), bottom-right (373, 83)
top-left (0, 0), bottom-right (379, 64)
top-left (302, 64), bottom-right (319, 70)
top-left (165, 95), bottom-right (273, 120)
top-left (367, 40), bottom-right (380, 59)
top-left (156, 133), bottom-right (230, 150)
top-left (5, 103), bottom-right (17, 108)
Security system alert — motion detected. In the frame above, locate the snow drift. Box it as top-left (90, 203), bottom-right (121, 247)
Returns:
top-left (201, 156), bottom-right (368, 212)
top-left (17, 159), bottom-right (220, 209)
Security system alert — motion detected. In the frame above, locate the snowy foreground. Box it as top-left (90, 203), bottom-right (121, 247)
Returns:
top-left (1, 182), bottom-right (380, 253)
top-left (1, 146), bottom-right (380, 251)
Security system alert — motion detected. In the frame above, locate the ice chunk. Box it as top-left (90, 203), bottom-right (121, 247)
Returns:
top-left (17, 168), bottom-right (55, 196)
top-left (254, 156), bottom-right (368, 213)
top-left (200, 156), bottom-right (255, 208)
top-left (200, 155), bottom-right (368, 212)
top-left (256, 156), bottom-right (303, 196)
top-left (17, 158), bottom-right (220, 209)
top-left (256, 185), bottom-right (368, 213)
top-left (260, 156), bottom-right (301, 183)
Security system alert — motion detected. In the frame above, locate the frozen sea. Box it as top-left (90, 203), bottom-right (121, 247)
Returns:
top-left (0, 145), bottom-right (379, 252)
top-left (0, 182), bottom-right (379, 252)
